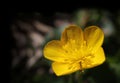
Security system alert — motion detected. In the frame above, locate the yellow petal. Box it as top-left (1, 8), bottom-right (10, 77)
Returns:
top-left (43, 40), bottom-right (67, 62)
top-left (52, 62), bottom-right (80, 76)
top-left (84, 26), bottom-right (104, 52)
top-left (92, 47), bottom-right (105, 66)
top-left (82, 47), bottom-right (105, 69)
top-left (61, 25), bottom-right (83, 46)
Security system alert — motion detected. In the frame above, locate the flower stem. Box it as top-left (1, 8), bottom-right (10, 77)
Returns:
top-left (68, 74), bottom-right (73, 83)
top-left (78, 71), bottom-right (83, 83)
top-left (76, 71), bottom-right (84, 83)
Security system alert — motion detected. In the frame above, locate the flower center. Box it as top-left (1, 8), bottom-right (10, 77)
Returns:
top-left (77, 53), bottom-right (95, 71)
top-left (62, 40), bottom-right (95, 70)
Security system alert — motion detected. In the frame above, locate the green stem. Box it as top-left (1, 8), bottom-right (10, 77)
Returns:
top-left (78, 72), bottom-right (83, 83)
top-left (76, 71), bottom-right (83, 83)
top-left (68, 74), bottom-right (73, 83)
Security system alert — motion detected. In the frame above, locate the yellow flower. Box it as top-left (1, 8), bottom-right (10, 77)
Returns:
top-left (43, 25), bottom-right (105, 76)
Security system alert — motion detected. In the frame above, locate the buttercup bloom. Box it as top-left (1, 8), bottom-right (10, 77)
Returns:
top-left (43, 25), bottom-right (105, 76)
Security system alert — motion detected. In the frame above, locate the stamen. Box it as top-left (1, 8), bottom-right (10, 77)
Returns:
top-left (68, 66), bottom-right (72, 70)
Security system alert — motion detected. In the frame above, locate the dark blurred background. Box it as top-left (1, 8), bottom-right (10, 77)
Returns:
top-left (3, 6), bottom-right (120, 83)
